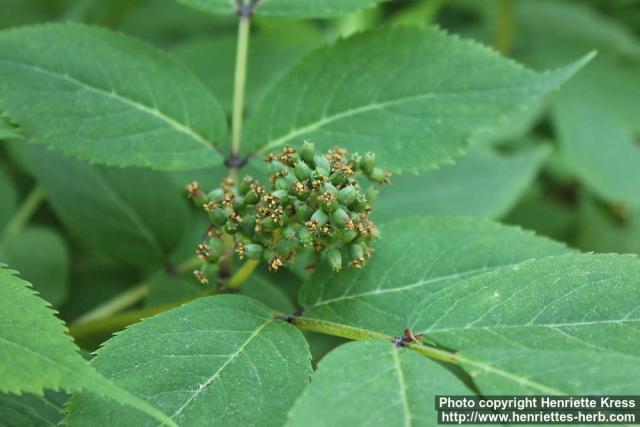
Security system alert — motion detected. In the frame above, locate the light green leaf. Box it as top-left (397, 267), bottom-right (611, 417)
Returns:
top-left (66, 295), bottom-right (312, 427)
top-left (372, 146), bottom-right (548, 221)
top-left (516, 0), bottom-right (640, 208)
top-left (0, 163), bottom-right (16, 231)
top-left (171, 20), bottom-right (324, 113)
top-left (577, 196), bottom-right (640, 255)
top-left (0, 23), bottom-right (226, 170)
top-left (245, 26), bottom-right (591, 173)
top-left (300, 216), bottom-right (571, 335)
top-left (19, 144), bottom-right (188, 267)
top-left (0, 116), bottom-right (20, 140)
top-left (410, 254), bottom-right (640, 358)
top-left (286, 340), bottom-right (472, 427)
top-left (0, 264), bottom-right (176, 426)
top-left (178, 0), bottom-right (387, 18)
top-left (0, 227), bottom-right (69, 306)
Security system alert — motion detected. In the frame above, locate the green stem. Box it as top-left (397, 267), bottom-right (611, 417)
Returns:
top-left (3, 186), bottom-right (44, 241)
top-left (494, 0), bottom-right (515, 55)
top-left (291, 316), bottom-right (460, 364)
top-left (226, 259), bottom-right (260, 289)
top-left (72, 256), bottom-right (201, 325)
top-left (230, 12), bottom-right (251, 158)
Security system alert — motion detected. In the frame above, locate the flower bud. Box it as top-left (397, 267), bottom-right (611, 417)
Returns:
top-left (362, 152), bottom-right (375, 175)
top-left (320, 182), bottom-right (337, 195)
top-left (239, 176), bottom-right (252, 194)
top-left (224, 220), bottom-right (239, 234)
top-left (352, 193), bottom-right (368, 213)
top-left (295, 161), bottom-right (312, 181)
top-left (319, 191), bottom-right (338, 213)
top-left (275, 178), bottom-right (289, 191)
top-left (272, 189), bottom-right (289, 202)
top-left (312, 167), bottom-right (329, 179)
top-left (244, 189), bottom-right (259, 205)
top-left (300, 141), bottom-right (315, 164)
top-left (239, 215), bottom-right (256, 237)
top-left (330, 171), bottom-right (346, 186)
top-left (326, 249), bottom-right (342, 272)
top-left (338, 186), bottom-right (357, 206)
top-left (260, 217), bottom-right (277, 232)
top-left (245, 243), bottom-right (263, 260)
top-left (350, 243), bottom-right (365, 260)
top-left (343, 228), bottom-right (358, 242)
top-left (350, 152), bottom-right (362, 170)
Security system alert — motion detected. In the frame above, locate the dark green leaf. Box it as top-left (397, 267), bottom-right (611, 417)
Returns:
top-left (0, 23), bottom-right (226, 170)
top-left (19, 145), bottom-right (188, 267)
top-left (245, 26), bottom-right (591, 173)
top-left (372, 146), bottom-right (548, 221)
top-left (0, 227), bottom-right (69, 306)
top-left (287, 340), bottom-right (472, 427)
top-left (0, 163), bottom-right (16, 231)
top-left (66, 295), bottom-right (312, 427)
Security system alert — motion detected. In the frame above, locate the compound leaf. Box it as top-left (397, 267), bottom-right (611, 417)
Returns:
top-left (286, 340), bottom-right (471, 427)
top-left (245, 26), bottom-right (591, 173)
top-left (0, 23), bottom-right (226, 170)
top-left (66, 295), bottom-right (312, 427)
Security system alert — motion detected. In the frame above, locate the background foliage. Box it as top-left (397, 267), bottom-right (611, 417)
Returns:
top-left (0, 0), bottom-right (639, 425)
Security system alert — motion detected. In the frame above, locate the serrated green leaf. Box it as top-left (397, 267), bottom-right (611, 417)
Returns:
top-left (171, 20), bottom-right (324, 113)
top-left (245, 26), bottom-right (591, 173)
top-left (0, 23), bottom-right (226, 170)
top-left (372, 146), bottom-right (548, 221)
top-left (286, 340), bottom-right (472, 427)
top-left (178, 0), bottom-right (387, 18)
top-left (0, 391), bottom-right (66, 427)
top-left (0, 227), bottom-right (69, 306)
top-left (300, 216), bottom-right (571, 335)
top-left (0, 264), bottom-right (176, 426)
top-left (18, 144), bottom-right (188, 267)
top-left (515, 0), bottom-right (640, 208)
top-left (0, 163), bottom-right (16, 231)
top-left (66, 295), bottom-right (312, 427)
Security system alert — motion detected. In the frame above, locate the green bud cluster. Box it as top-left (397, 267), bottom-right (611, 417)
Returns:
top-left (186, 142), bottom-right (390, 283)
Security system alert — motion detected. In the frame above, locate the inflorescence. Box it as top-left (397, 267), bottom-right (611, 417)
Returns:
top-left (186, 141), bottom-right (390, 285)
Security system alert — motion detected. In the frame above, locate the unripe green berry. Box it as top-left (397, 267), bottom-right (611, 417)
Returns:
top-left (211, 208), bottom-right (228, 226)
top-left (272, 189), bottom-right (288, 201)
top-left (314, 155), bottom-right (331, 171)
top-left (239, 176), bottom-right (252, 194)
top-left (275, 178), bottom-right (289, 191)
top-left (311, 209), bottom-right (328, 227)
top-left (245, 243), bottom-right (263, 260)
top-left (350, 243), bottom-right (365, 260)
top-left (343, 228), bottom-right (358, 242)
top-left (269, 160), bottom-right (285, 175)
top-left (282, 226), bottom-right (296, 240)
top-left (331, 207), bottom-right (350, 228)
top-left (319, 192), bottom-right (338, 213)
top-left (239, 215), bottom-right (256, 237)
top-left (350, 152), bottom-right (362, 170)
top-left (352, 193), bottom-right (368, 213)
top-left (295, 201), bottom-right (312, 222)
top-left (233, 195), bottom-right (245, 209)
top-left (301, 141), bottom-right (315, 164)
top-left (326, 249), bottom-right (342, 272)
top-left (295, 161), bottom-right (312, 181)
top-left (365, 186), bottom-right (380, 204)
top-left (244, 189), bottom-right (259, 205)
top-left (261, 217), bottom-right (277, 232)
top-left (297, 226), bottom-right (313, 247)
top-left (369, 167), bottom-right (387, 184)
top-left (312, 168), bottom-right (329, 179)
top-left (224, 220), bottom-right (239, 234)
top-left (362, 152), bottom-right (375, 175)
top-left (209, 188), bottom-right (224, 202)
top-left (320, 182), bottom-right (337, 195)
top-left (330, 171), bottom-right (346, 186)
top-left (338, 186), bottom-right (358, 206)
